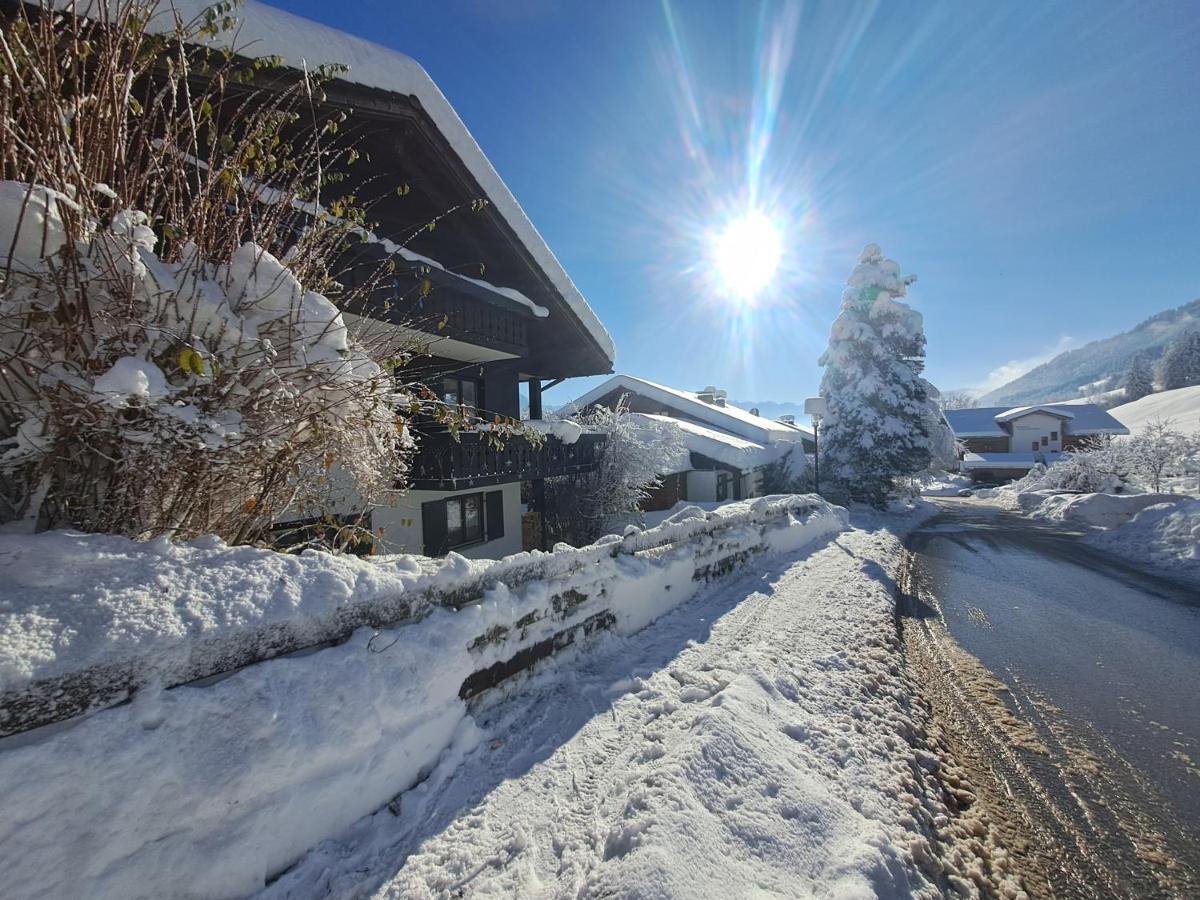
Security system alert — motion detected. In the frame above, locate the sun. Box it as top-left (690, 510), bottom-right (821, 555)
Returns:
top-left (711, 210), bottom-right (783, 300)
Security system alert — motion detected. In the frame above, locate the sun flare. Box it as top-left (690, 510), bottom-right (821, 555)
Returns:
top-left (711, 210), bottom-right (783, 301)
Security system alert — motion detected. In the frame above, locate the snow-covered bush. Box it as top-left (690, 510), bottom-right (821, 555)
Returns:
top-left (817, 244), bottom-right (933, 506)
top-left (1015, 422), bottom-right (1194, 497)
top-left (1121, 418), bottom-right (1193, 492)
top-left (543, 401), bottom-right (685, 546)
top-left (0, 2), bottom-right (474, 542)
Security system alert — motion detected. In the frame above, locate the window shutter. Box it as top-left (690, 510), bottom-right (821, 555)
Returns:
top-left (421, 500), bottom-right (449, 557)
top-left (486, 490), bottom-right (505, 542)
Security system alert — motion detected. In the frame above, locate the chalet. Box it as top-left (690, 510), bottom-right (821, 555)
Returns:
top-left (944, 404), bottom-right (1130, 482)
top-left (566, 375), bottom-right (812, 509)
top-left (153, 1), bottom-right (615, 557)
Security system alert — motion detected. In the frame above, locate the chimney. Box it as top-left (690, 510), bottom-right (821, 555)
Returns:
top-left (714, 389), bottom-right (727, 407)
top-left (696, 386), bottom-right (717, 404)
top-left (778, 414), bottom-right (795, 425)
top-left (750, 407), bottom-right (760, 417)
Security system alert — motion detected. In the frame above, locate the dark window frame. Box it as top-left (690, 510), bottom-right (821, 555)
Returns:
top-left (440, 374), bottom-right (483, 415)
top-left (716, 471), bottom-right (732, 502)
top-left (1050, 430), bottom-right (1058, 441)
top-left (445, 492), bottom-right (486, 549)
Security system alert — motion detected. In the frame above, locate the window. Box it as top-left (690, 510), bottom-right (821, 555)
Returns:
top-left (446, 493), bottom-right (484, 548)
top-left (716, 472), bottom-right (731, 501)
top-left (1032, 441), bottom-right (1039, 451)
top-left (1041, 436), bottom-right (1048, 447)
top-left (441, 375), bottom-right (481, 414)
top-left (1051, 430), bottom-right (1058, 441)
top-left (422, 491), bottom-right (505, 556)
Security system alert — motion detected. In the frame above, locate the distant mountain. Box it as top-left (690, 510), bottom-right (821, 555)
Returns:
top-left (978, 299), bottom-right (1200, 406)
top-left (730, 399), bottom-right (807, 421)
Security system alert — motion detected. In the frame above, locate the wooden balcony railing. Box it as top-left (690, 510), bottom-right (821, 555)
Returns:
top-left (408, 430), bottom-right (605, 490)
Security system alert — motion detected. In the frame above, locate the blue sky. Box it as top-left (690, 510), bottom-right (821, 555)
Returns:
top-left (267, 0), bottom-right (1200, 408)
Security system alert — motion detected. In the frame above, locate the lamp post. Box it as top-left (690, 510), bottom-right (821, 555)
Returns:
top-left (804, 397), bottom-right (828, 496)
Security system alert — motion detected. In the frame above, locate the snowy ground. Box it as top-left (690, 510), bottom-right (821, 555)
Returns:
top-left (260, 508), bottom-right (988, 900)
top-left (1108, 384), bottom-right (1200, 437)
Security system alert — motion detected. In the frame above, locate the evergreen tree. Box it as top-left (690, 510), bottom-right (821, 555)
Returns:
top-left (1122, 352), bottom-right (1154, 402)
top-left (817, 244), bottom-right (932, 506)
top-left (1158, 330), bottom-right (1200, 390)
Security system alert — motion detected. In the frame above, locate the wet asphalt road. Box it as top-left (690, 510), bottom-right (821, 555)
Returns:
top-left (904, 498), bottom-right (1200, 898)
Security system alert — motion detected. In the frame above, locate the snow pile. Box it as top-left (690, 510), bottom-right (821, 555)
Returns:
top-left (0, 531), bottom-right (444, 690)
top-left (1030, 492), bottom-right (1186, 528)
top-left (0, 496), bottom-right (849, 899)
top-left (1090, 499), bottom-right (1200, 581)
top-left (523, 417), bottom-right (583, 444)
top-left (917, 472), bottom-right (973, 496)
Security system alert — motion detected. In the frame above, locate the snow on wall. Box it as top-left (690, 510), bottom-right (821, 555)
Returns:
top-left (0, 496), bottom-right (847, 900)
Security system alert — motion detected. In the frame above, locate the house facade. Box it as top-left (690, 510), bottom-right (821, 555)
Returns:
top-left (566, 375), bottom-right (813, 509)
top-left (944, 404), bottom-right (1130, 482)
top-left (203, 2), bottom-right (615, 557)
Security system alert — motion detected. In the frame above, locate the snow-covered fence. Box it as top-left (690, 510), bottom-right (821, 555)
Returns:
top-left (0, 495), bottom-right (845, 739)
top-left (0, 495), bottom-right (848, 900)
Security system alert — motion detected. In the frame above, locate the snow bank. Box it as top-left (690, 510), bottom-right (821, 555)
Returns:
top-left (917, 472), bottom-right (973, 496)
top-left (1088, 499), bottom-right (1200, 581)
top-left (1031, 491), bottom-right (1186, 528)
top-left (0, 495), bottom-right (848, 900)
top-left (0, 531), bottom-right (444, 691)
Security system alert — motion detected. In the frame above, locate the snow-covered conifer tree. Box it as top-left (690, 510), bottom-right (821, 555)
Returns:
top-left (817, 245), bottom-right (932, 505)
top-left (1122, 353), bottom-right (1154, 402)
top-left (1158, 331), bottom-right (1200, 391)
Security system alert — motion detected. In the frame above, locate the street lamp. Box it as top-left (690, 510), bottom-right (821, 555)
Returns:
top-left (804, 397), bottom-right (828, 496)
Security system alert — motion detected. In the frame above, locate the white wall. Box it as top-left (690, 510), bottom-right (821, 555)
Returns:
top-left (1009, 412), bottom-right (1067, 453)
top-left (372, 482), bottom-right (523, 559)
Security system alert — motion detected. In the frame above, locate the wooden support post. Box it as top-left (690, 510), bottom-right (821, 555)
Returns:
top-left (528, 378), bottom-right (543, 420)
top-left (531, 476), bottom-right (547, 549)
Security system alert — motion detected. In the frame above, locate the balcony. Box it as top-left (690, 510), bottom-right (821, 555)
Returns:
top-left (408, 429), bottom-right (606, 490)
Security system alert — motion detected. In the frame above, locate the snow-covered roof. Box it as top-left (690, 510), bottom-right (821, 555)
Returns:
top-left (631, 414), bottom-right (780, 473)
top-left (994, 405), bottom-right (1075, 423)
top-left (137, 0), bottom-right (614, 364)
top-left (944, 404), bottom-right (1129, 438)
top-left (568, 375), bottom-right (811, 445)
top-left (961, 451), bottom-right (1066, 469)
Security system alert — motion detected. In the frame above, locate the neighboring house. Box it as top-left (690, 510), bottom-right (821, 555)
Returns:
top-left (196, 2), bottom-right (615, 557)
top-left (566, 375), bottom-right (813, 508)
top-left (944, 404), bottom-right (1130, 482)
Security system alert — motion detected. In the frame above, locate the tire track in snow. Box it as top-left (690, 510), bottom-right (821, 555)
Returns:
top-left (900, 529), bottom-right (1199, 899)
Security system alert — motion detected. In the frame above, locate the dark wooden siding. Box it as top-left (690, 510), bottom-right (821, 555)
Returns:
top-left (961, 436), bottom-right (1010, 454)
top-left (641, 472), bottom-right (687, 512)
